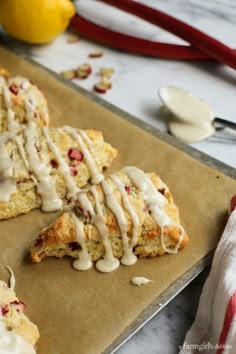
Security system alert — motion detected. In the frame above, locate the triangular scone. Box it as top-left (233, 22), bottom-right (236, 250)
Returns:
top-left (0, 74), bottom-right (49, 132)
top-left (0, 124), bottom-right (117, 219)
top-left (31, 167), bottom-right (189, 273)
top-left (0, 279), bottom-right (39, 349)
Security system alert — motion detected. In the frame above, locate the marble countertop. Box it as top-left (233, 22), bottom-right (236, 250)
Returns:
top-left (1, 1), bottom-right (236, 353)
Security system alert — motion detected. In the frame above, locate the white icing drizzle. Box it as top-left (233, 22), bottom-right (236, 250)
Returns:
top-left (14, 136), bottom-right (30, 171)
top-left (24, 123), bottom-right (62, 212)
top-left (1, 81), bottom-right (19, 132)
top-left (2, 84), bottom-right (12, 108)
top-left (122, 166), bottom-right (184, 254)
top-left (6, 265), bottom-right (16, 290)
top-left (90, 185), bottom-right (120, 272)
top-left (160, 224), bottom-right (185, 254)
top-left (63, 125), bottom-right (103, 185)
top-left (0, 319), bottom-right (36, 354)
top-left (0, 132), bottom-right (17, 202)
top-left (101, 179), bottom-right (137, 266)
top-left (42, 127), bottom-right (80, 199)
top-left (77, 193), bottom-right (95, 217)
top-left (0, 76), bottom-right (49, 133)
top-left (25, 95), bottom-right (36, 122)
top-left (79, 130), bottom-right (95, 153)
top-left (111, 174), bottom-right (139, 249)
top-left (20, 78), bottom-right (30, 91)
top-left (70, 167), bottom-right (184, 272)
top-left (131, 276), bottom-right (154, 287)
top-left (7, 108), bottom-right (19, 132)
top-left (71, 213), bottom-right (93, 271)
top-left (122, 167), bottom-right (167, 209)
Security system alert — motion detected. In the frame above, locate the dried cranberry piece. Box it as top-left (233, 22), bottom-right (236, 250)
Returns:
top-left (0, 305), bottom-right (9, 316)
top-left (76, 206), bottom-right (84, 215)
top-left (125, 186), bottom-right (131, 194)
top-left (10, 300), bottom-right (26, 312)
top-left (50, 159), bottom-right (58, 168)
top-left (158, 188), bottom-right (166, 195)
top-left (34, 235), bottom-right (43, 247)
top-left (70, 168), bottom-right (78, 177)
top-left (93, 83), bottom-right (107, 94)
top-left (69, 242), bottom-right (81, 251)
top-left (9, 84), bottom-right (19, 95)
top-left (67, 198), bottom-right (73, 205)
top-left (68, 148), bottom-right (84, 161)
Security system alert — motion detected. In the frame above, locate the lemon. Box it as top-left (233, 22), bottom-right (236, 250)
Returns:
top-left (0, 0), bottom-right (76, 44)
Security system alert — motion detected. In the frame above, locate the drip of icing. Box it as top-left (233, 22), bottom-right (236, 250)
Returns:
top-left (101, 179), bottom-right (137, 266)
top-left (122, 166), bottom-right (170, 227)
top-left (7, 108), bottom-right (19, 132)
top-left (0, 320), bottom-right (36, 354)
top-left (0, 132), bottom-right (17, 202)
top-left (24, 123), bottom-right (62, 212)
top-left (14, 136), bottom-right (37, 187)
top-left (160, 225), bottom-right (185, 254)
top-left (111, 174), bottom-right (139, 249)
top-left (42, 127), bottom-right (80, 199)
top-left (79, 130), bottom-right (95, 153)
top-left (2, 85), bottom-right (12, 109)
top-left (63, 126), bottom-right (103, 185)
top-left (131, 277), bottom-right (154, 287)
top-left (1, 82), bottom-right (19, 132)
top-left (77, 193), bottom-right (95, 217)
top-left (90, 185), bottom-right (120, 272)
top-left (25, 96), bottom-right (36, 122)
top-left (19, 78), bottom-right (30, 91)
top-left (122, 167), bottom-right (167, 208)
top-left (6, 265), bottom-right (15, 290)
top-left (122, 166), bottom-right (184, 254)
top-left (14, 136), bottom-right (30, 171)
top-left (71, 213), bottom-right (93, 271)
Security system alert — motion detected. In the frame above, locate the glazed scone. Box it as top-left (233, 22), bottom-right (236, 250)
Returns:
top-left (0, 74), bottom-right (49, 132)
top-left (0, 123), bottom-right (117, 219)
top-left (0, 279), bottom-right (39, 348)
top-left (31, 167), bottom-right (189, 272)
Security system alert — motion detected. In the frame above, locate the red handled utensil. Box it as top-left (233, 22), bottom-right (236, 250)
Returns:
top-left (70, 0), bottom-right (236, 68)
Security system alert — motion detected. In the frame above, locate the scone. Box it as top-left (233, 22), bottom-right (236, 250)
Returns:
top-left (0, 74), bottom-right (49, 132)
top-left (0, 279), bottom-right (39, 349)
top-left (0, 123), bottom-right (117, 219)
top-left (31, 166), bottom-right (189, 273)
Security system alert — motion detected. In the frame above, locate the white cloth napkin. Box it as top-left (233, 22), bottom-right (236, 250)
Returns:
top-left (180, 201), bottom-right (236, 354)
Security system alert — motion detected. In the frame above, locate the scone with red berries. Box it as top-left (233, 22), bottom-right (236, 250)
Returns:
top-left (0, 279), bottom-right (39, 348)
top-left (31, 166), bottom-right (189, 273)
top-left (0, 124), bottom-right (117, 220)
top-left (0, 69), bottom-right (49, 132)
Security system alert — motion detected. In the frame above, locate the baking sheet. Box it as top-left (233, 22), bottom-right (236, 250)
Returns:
top-left (0, 46), bottom-right (236, 354)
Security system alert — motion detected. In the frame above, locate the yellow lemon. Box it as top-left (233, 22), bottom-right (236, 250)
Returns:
top-left (0, 0), bottom-right (76, 44)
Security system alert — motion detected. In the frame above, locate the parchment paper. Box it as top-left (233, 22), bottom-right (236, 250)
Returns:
top-left (0, 46), bottom-right (236, 354)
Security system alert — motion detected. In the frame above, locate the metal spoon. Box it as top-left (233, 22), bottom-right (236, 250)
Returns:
top-left (158, 86), bottom-right (236, 143)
